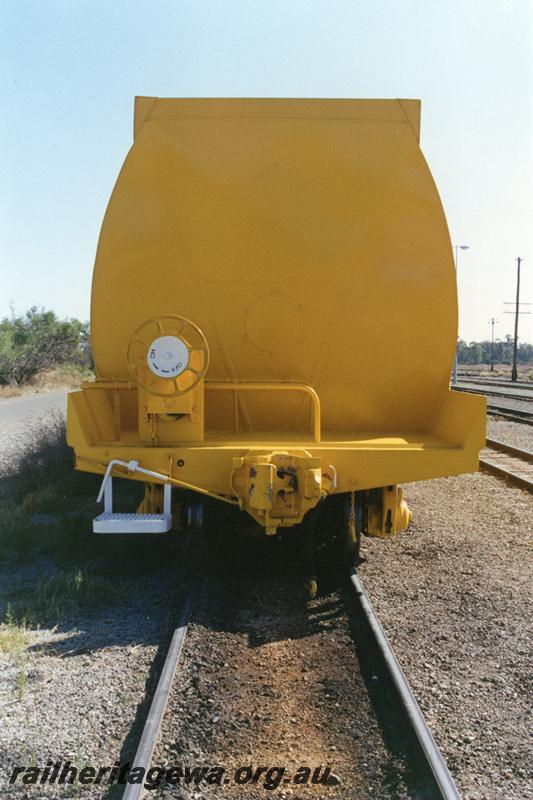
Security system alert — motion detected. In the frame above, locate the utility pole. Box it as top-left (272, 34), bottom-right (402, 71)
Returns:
top-left (488, 317), bottom-right (498, 372)
top-left (512, 257), bottom-right (522, 381)
top-left (503, 258), bottom-right (530, 382)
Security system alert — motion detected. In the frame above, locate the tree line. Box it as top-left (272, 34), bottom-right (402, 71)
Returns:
top-left (0, 308), bottom-right (92, 386)
top-left (457, 335), bottom-right (533, 365)
top-left (1, 307), bottom-right (532, 386)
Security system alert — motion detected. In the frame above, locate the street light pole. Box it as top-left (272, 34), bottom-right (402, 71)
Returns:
top-left (452, 244), bottom-right (470, 385)
top-left (488, 317), bottom-right (498, 372)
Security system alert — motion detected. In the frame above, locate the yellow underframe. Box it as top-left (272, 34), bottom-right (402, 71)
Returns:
top-left (68, 387), bottom-right (485, 498)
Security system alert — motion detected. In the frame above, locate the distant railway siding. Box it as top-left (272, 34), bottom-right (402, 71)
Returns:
top-left (457, 381), bottom-right (533, 402)
top-left (486, 417), bottom-right (533, 451)
top-left (457, 376), bottom-right (533, 390)
top-left (488, 407), bottom-right (533, 427)
top-left (455, 383), bottom-right (533, 413)
top-left (480, 439), bottom-right (533, 493)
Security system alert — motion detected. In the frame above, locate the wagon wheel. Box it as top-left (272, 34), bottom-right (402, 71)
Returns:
top-left (344, 492), bottom-right (363, 567)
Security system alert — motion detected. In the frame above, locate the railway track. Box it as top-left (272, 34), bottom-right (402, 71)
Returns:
top-left (457, 376), bottom-right (532, 390)
top-left (486, 405), bottom-right (533, 425)
top-left (348, 570), bottom-right (461, 799)
top-left (457, 385), bottom-right (533, 403)
top-left (453, 386), bottom-right (533, 425)
top-left (480, 438), bottom-right (533, 493)
top-left (122, 590), bottom-right (194, 800)
top-left (121, 571), bottom-right (462, 800)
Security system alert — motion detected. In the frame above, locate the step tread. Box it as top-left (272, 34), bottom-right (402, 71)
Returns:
top-left (95, 512), bottom-right (170, 521)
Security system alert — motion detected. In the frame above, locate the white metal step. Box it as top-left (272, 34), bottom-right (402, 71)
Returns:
top-left (93, 469), bottom-right (173, 534)
top-left (93, 512), bottom-right (172, 534)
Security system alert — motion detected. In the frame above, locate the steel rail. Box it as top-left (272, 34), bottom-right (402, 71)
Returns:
top-left (456, 385), bottom-right (533, 402)
top-left (454, 387), bottom-right (533, 425)
top-left (486, 405), bottom-right (533, 418)
top-left (457, 377), bottom-right (533, 390)
top-left (485, 405), bottom-right (533, 426)
top-left (479, 458), bottom-right (533, 493)
top-left (485, 438), bottom-right (533, 462)
top-left (480, 440), bottom-right (533, 493)
top-left (349, 570), bottom-right (462, 800)
top-left (122, 590), bottom-right (194, 800)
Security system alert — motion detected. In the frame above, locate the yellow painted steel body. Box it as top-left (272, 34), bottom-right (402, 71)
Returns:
top-left (67, 97), bottom-right (486, 531)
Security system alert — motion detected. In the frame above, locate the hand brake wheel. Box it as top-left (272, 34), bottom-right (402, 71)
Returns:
top-left (127, 315), bottom-right (210, 397)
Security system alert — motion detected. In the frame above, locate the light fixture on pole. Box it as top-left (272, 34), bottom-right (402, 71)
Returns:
top-left (452, 245), bottom-right (470, 385)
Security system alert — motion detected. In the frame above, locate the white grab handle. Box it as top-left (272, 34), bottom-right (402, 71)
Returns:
top-left (97, 459), bottom-right (169, 504)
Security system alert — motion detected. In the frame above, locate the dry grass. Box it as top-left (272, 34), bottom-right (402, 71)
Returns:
top-left (0, 385), bottom-right (25, 399)
top-left (458, 363), bottom-right (533, 381)
top-left (0, 414), bottom-right (152, 572)
top-left (6, 569), bottom-right (128, 626)
top-left (0, 608), bottom-right (31, 702)
top-left (0, 415), bottom-right (100, 561)
top-left (0, 365), bottom-right (93, 400)
top-left (0, 611), bottom-right (29, 656)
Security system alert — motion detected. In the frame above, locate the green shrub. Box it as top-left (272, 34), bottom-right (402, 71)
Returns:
top-left (0, 307), bottom-right (92, 387)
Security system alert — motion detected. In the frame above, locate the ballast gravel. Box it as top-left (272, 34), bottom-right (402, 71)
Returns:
top-left (151, 570), bottom-right (424, 800)
top-left (487, 416), bottom-right (533, 451)
top-left (0, 562), bottom-right (185, 800)
top-left (361, 464), bottom-right (532, 799)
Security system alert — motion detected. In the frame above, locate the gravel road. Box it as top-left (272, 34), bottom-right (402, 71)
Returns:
top-left (0, 392), bottom-right (67, 462)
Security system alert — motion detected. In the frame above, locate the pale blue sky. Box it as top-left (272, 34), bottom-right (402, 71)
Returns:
top-left (1, 0), bottom-right (532, 343)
